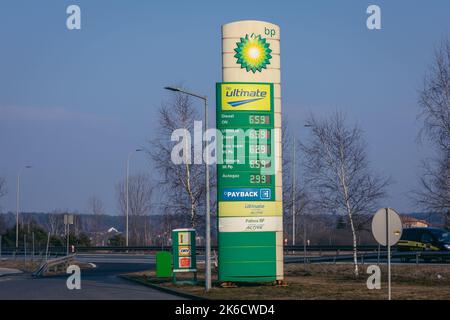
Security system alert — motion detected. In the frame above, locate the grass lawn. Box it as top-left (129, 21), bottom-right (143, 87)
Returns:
top-left (0, 258), bottom-right (41, 272)
top-left (127, 263), bottom-right (450, 300)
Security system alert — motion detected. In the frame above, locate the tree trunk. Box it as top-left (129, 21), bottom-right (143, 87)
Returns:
top-left (340, 162), bottom-right (359, 277)
top-left (348, 213), bottom-right (359, 277)
top-left (190, 204), bottom-right (196, 228)
top-left (183, 131), bottom-right (196, 228)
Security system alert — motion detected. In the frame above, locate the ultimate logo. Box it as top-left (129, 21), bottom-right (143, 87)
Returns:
top-left (234, 34), bottom-right (272, 73)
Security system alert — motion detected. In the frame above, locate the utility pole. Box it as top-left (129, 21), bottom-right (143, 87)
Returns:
top-left (66, 220), bottom-right (69, 256)
top-left (204, 96), bottom-right (211, 293)
top-left (45, 232), bottom-right (50, 262)
top-left (64, 214), bottom-right (73, 256)
top-left (32, 232), bottom-right (35, 261)
top-left (126, 149), bottom-right (142, 247)
top-left (24, 234), bottom-right (27, 267)
top-left (16, 173), bottom-right (20, 251)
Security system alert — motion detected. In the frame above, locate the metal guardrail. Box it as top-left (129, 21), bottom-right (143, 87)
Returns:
top-left (0, 245), bottom-right (383, 253)
top-left (4, 245), bottom-right (450, 264)
top-left (33, 254), bottom-right (76, 277)
top-left (4, 244), bottom-right (448, 267)
top-left (72, 245), bottom-right (384, 252)
top-left (285, 245), bottom-right (383, 252)
top-left (287, 250), bottom-right (450, 264)
top-left (2, 245), bottom-right (383, 254)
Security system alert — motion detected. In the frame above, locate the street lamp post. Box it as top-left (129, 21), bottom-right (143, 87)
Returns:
top-left (16, 166), bottom-right (32, 251)
top-left (303, 124), bottom-right (313, 267)
top-left (164, 86), bottom-right (211, 292)
top-left (126, 149), bottom-right (142, 247)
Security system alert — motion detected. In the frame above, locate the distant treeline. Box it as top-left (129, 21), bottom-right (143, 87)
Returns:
top-left (0, 211), bottom-right (211, 247)
top-left (0, 211), bottom-right (443, 247)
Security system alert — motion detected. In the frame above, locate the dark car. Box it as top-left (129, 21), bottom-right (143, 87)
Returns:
top-left (397, 227), bottom-right (450, 251)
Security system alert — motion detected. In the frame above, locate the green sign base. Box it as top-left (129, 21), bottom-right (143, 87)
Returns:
top-left (218, 231), bottom-right (278, 282)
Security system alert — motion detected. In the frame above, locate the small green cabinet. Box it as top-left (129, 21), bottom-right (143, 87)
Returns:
top-left (156, 251), bottom-right (173, 278)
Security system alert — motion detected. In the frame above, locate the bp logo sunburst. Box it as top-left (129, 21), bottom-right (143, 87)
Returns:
top-left (234, 34), bottom-right (272, 73)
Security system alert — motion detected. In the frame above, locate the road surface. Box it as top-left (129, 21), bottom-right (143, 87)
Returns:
top-left (0, 254), bottom-right (184, 300)
top-left (1, 252), bottom-right (447, 299)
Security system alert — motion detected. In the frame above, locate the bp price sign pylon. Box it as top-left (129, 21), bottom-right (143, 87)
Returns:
top-left (217, 20), bottom-right (283, 282)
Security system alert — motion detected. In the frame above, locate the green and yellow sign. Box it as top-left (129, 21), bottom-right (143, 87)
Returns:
top-left (219, 83), bottom-right (273, 111)
top-left (217, 82), bottom-right (276, 203)
top-left (219, 201), bottom-right (283, 217)
top-left (172, 229), bottom-right (197, 273)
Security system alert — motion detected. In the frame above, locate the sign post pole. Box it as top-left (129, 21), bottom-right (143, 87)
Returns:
top-left (372, 207), bottom-right (402, 301)
top-left (64, 214), bottom-right (73, 256)
top-left (204, 98), bottom-right (211, 292)
top-left (385, 208), bottom-right (391, 301)
top-left (172, 229), bottom-right (197, 284)
top-left (45, 232), bottom-right (50, 261)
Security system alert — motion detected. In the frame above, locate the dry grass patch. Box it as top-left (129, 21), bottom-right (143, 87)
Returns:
top-left (0, 259), bottom-right (41, 272)
top-left (127, 263), bottom-right (450, 300)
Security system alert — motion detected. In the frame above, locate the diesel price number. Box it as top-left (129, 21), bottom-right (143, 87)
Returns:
top-left (249, 115), bottom-right (270, 125)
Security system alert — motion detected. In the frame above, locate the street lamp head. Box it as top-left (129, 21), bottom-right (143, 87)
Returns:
top-left (164, 86), bottom-right (181, 92)
top-left (135, 148), bottom-right (143, 152)
top-left (165, 86), bottom-right (206, 101)
top-left (25, 165), bottom-right (32, 169)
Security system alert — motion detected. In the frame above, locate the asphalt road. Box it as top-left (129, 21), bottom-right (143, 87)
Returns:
top-left (0, 254), bottom-right (184, 300)
top-left (1, 252), bottom-right (447, 300)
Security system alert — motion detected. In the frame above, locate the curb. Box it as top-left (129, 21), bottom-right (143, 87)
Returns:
top-left (119, 275), bottom-right (208, 300)
top-left (0, 273), bottom-right (22, 277)
top-left (32, 262), bottom-right (97, 278)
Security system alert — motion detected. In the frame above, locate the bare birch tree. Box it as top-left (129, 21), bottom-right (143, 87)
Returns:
top-left (418, 39), bottom-right (450, 153)
top-left (415, 39), bottom-right (450, 224)
top-left (301, 111), bottom-right (390, 276)
top-left (47, 210), bottom-right (65, 236)
top-left (116, 173), bottom-right (153, 245)
top-left (415, 152), bottom-right (450, 216)
top-left (147, 92), bottom-right (208, 228)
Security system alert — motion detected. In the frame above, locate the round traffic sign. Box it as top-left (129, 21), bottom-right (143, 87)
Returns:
top-left (371, 208), bottom-right (403, 246)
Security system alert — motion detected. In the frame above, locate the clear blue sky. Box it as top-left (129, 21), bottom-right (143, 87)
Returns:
top-left (0, 0), bottom-right (449, 214)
